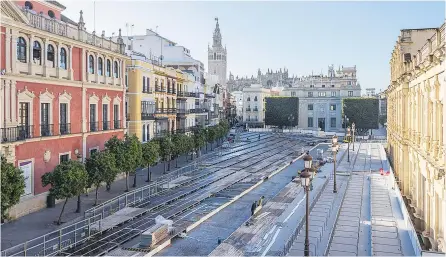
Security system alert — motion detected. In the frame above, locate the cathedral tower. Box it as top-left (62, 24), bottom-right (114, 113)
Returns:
top-left (208, 18), bottom-right (227, 87)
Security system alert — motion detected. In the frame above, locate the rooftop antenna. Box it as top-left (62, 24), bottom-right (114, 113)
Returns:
top-left (155, 26), bottom-right (158, 34)
top-left (93, 0), bottom-right (96, 33)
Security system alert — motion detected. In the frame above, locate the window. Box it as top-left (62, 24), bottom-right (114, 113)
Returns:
top-left (331, 85), bottom-right (335, 88)
top-left (331, 91), bottom-right (336, 97)
top-left (47, 45), bottom-right (54, 66)
top-left (25, 1), bottom-right (33, 9)
top-left (291, 91), bottom-right (296, 97)
top-left (254, 96), bottom-right (258, 101)
top-left (60, 103), bottom-right (68, 134)
top-left (17, 37), bottom-right (27, 63)
top-left (331, 118), bottom-right (336, 127)
top-left (147, 77), bottom-right (150, 91)
top-left (89, 55), bottom-right (94, 74)
top-left (106, 59), bottom-right (111, 77)
top-left (90, 148), bottom-right (98, 156)
top-left (103, 104), bottom-right (109, 130)
top-left (113, 104), bottom-right (119, 129)
top-left (330, 104), bottom-right (336, 111)
top-left (247, 97), bottom-right (250, 101)
top-left (310, 85), bottom-right (314, 88)
top-left (318, 92), bottom-right (326, 97)
top-left (308, 92), bottom-right (313, 97)
top-left (19, 102), bottom-right (30, 139)
top-left (142, 125), bottom-right (147, 142)
top-left (41, 103), bottom-right (51, 136)
top-left (308, 117), bottom-right (313, 127)
top-left (98, 57), bottom-right (103, 75)
top-left (125, 74), bottom-right (128, 88)
top-left (59, 154), bottom-right (69, 163)
top-left (60, 48), bottom-right (67, 69)
top-left (48, 10), bottom-right (55, 18)
top-left (33, 41), bottom-right (41, 65)
top-left (90, 104), bottom-right (97, 131)
top-left (308, 104), bottom-right (313, 111)
top-left (348, 91), bottom-right (353, 97)
top-left (347, 81), bottom-right (352, 85)
top-left (114, 61), bottom-right (119, 78)
top-left (143, 76), bottom-right (146, 92)
top-left (322, 85), bottom-right (325, 88)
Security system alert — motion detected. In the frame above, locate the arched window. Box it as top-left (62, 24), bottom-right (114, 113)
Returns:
top-left (48, 10), bottom-right (55, 18)
top-left (114, 61), bottom-right (119, 78)
top-left (60, 48), bottom-right (67, 69)
top-left (47, 44), bottom-right (55, 66)
top-left (98, 57), bottom-right (103, 75)
top-left (214, 53), bottom-right (216, 60)
top-left (17, 37), bottom-right (27, 63)
top-left (142, 124), bottom-right (146, 142)
top-left (89, 55), bottom-right (94, 74)
top-left (24, 1), bottom-right (33, 10)
top-left (33, 41), bottom-right (41, 65)
top-left (254, 96), bottom-right (258, 101)
top-left (106, 59), bottom-right (111, 77)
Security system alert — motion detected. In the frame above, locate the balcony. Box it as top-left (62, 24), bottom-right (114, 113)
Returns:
top-left (102, 121), bottom-right (111, 131)
top-left (253, 108), bottom-right (259, 112)
top-left (177, 109), bottom-right (191, 115)
top-left (167, 108), bottom-right (177, 114)
top-left (1, 125), bottom-right (34, 143)
top-left (246, 108), bottom-right (251, 111)
top-left (114, 120), bottom-right (121, 129)
top-left (141, 113), bottom-right (155, 120)
top-left (176, 128), bottom-right (191, 134)
top-left (60, 123), bottom-right (71, 135)
top-left (142, 88), bottom-right (153, 94)
top-left (89, 121), bottom-right (99, 132)
top-left (40, 124), bottom-right (54, 137)
top-left (205, 93), bottom-right (215, 98)
top-left (155, 86), bottom-right (163, 93)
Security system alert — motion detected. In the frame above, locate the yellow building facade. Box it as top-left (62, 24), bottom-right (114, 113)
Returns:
top-left (126, 58), bottom-right (184, 141)
top-left (387, 23), bottom-right (446, 252)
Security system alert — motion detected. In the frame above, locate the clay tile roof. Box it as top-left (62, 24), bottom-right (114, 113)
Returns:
top-left (46, 1), bottom-right (66, 10)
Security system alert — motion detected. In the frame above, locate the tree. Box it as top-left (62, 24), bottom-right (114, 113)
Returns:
top-left (193, 129), bottom-right (206, 158)
top-left (264, 97), bottom-right (299, 128)
top-left (184, 135), bottom-right (195, 162)
top-left (41, 160), bottom-right (88, 225)
top-left (171, 134), bottom-right (183, 168)
top-left (142, 141), bottom-right (160, 182)
top-left (85, 151), bottom-right (118, 205)
top-left (125, 134), bottom-right (143, 188)
top-left (1, 156), bottom-right (25, 221)
top-left (342, 98), bottom-right (379, 131)
top-left (157, 136), bottom-right (174, 173)
top-left (104, 136), bottom-right (125, 191)
top-left (206, 127), bottom-right (217, 150)
top-left (379, 114), bottom-right (387, 127)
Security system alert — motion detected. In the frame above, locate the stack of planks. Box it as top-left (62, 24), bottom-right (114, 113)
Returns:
top-left (140, 223), bottom-right (169, 248)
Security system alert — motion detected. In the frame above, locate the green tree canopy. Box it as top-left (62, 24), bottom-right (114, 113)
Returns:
top-left (41, 160), bottom-right (88, 224)
top-left (1, 156), bottom-right (25, 221)
top-left (142, 140), bottom-right (160, 182)
top-left (157, 136), bottom-right (174, 173)
top-left (193, 128), bottom-right (206, 155)
top-left (265, 97), bottom-right (299, 128)
top-left (85, 150), bottom-right (118, 205)
top-left (342, 98), bottom-right (379, 130)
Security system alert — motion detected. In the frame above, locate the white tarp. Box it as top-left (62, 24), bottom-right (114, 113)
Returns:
top-left (155, 215), bottom-right (173, 232)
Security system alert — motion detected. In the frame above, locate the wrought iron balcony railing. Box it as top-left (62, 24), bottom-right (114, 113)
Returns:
top-left (59, 123), bottom-right (71, 135)
top-left (1, 125), bottom-right (34, 143)
top-left (40, 124), bottom-right (54, 137)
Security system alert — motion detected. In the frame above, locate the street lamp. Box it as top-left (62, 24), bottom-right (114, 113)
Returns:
top-left (288, 114), bottom-right (295, 130)
top-left (352, 123), bottom-right (356, 151)
top-left (332, 136), bottom-right (338, 193)
top-left (344, 115), bottom-right (349, 136)
top-left (301, 154), bottom-right (313, 257)
top-left (347, 126), bottom-right (351, 163)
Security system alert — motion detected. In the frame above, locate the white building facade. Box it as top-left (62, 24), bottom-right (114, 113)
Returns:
top-left (281, 65), bottom-right (361, 132)
top-left (231, 91), bottom-right (244, 120)
top-left (242, 85), bottom-right (271, 126)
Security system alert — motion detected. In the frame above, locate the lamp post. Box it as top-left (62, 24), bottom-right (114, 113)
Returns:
top-left (288, 114), bottom-right (295, 130)
top-left (332, 136), bottom-right (338, 193)
top-left (343, 115), bottom-right (349, 135)
top-left (301, 154), bottom-right (313, 257)
top-left (352, 123), bottom-right (356, 151)
top-left (347, 126), bottom-right (351, 163)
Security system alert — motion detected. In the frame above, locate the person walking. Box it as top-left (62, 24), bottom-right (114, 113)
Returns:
top-left (251, 201), bottom-right (257, 216)
top-left (258, 134), bottom-right (261, 140)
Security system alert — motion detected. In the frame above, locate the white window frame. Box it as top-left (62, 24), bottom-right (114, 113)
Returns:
top-left (59, 91), bottom-right (72, 125)
top-left (89, 146), bottom-right (100, 157)
top-left (39, 89), bottom-right (55, 135)
top-left (18, 87), bottom-right (35, 127)
top-left (331, 91), bottom-right (336, 97)
top-left (89, 94), bottom-right (99, 123)
top-left (113, 96), bottom-right (122, 122)
top-left (102, 95), bottom-right (111, 124)
top-left (348, 91), bottom-right (353, 97)
top-left (58, 151), bottom-right (71, 164)
top-left (18, 158), bottom-right (34, 197)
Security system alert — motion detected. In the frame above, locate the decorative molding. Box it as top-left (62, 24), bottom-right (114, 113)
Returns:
top-left (59, 90), bottom-right (72, 101)
top-left (89, 93), bottom-right (100, 103)
top-left (113, 95), bottom-right (122, 104)
top-left (39, 88), bottom-right (55, 101)
top-left (17, 86), bottom-right (35, 99)
top-left (102, 94), bottom-right (111, 104)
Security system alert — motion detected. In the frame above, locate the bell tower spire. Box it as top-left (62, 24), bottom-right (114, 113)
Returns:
top-left (213, 17), bottom-right (222, 47)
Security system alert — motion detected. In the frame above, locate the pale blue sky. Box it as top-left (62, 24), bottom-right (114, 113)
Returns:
top-left (59, 0), bottom-right (445, 92)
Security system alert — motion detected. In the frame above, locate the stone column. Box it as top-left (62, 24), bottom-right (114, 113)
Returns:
top-left (95, 52), bottom-right (99, 84)
top-left (43, 38), bottom-right (48, 77)
top-left (55, 42), bottom-right (60, 79)
top-left (82, 87), bottom-right (87, 133)
top-left (68, 45), bottom-right (73, 80)
top-left (28, 35), bottom-right (34, 75)
top-left (81, 49), bottom-right (87, 82)
top-left (11, 80), bottom-right (16, 125)
top-left (5, 80), bottom-right (11, 125)
top-left (5, 29), bottom-right (11, 73)
top-left (11, 32), bottom-right (17, 74)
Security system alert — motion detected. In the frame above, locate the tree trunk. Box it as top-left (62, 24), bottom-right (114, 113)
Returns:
top-left (206, 144), bottom-right (208, 153)
top-left (167, 159), bottom-right (171, 171)
top-left (94, 187), bottom-right (99, 206)
top-left (106, 182), bottom-right (111, 191)
top-left (175, 158), bottom-right (178, 168)
top-left (132, 173), bottom-right (137, 188)
top-left (57, 198), bottom-right (68, 225)
top-left (146, 165), bottom-right (151, 182)
top-left (76, 195), bottom-right (81, 213)
top-left (125, 172), bottom-right (129, 192)
top-left (163, 161), bottom-right (167, 174)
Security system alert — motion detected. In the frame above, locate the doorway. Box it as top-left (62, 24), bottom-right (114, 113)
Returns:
top-left (318, 118), bottom-right (325, 131)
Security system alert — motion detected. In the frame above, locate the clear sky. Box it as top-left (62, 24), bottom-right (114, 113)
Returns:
top-left (58, 0), bottom-right (445, 92)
